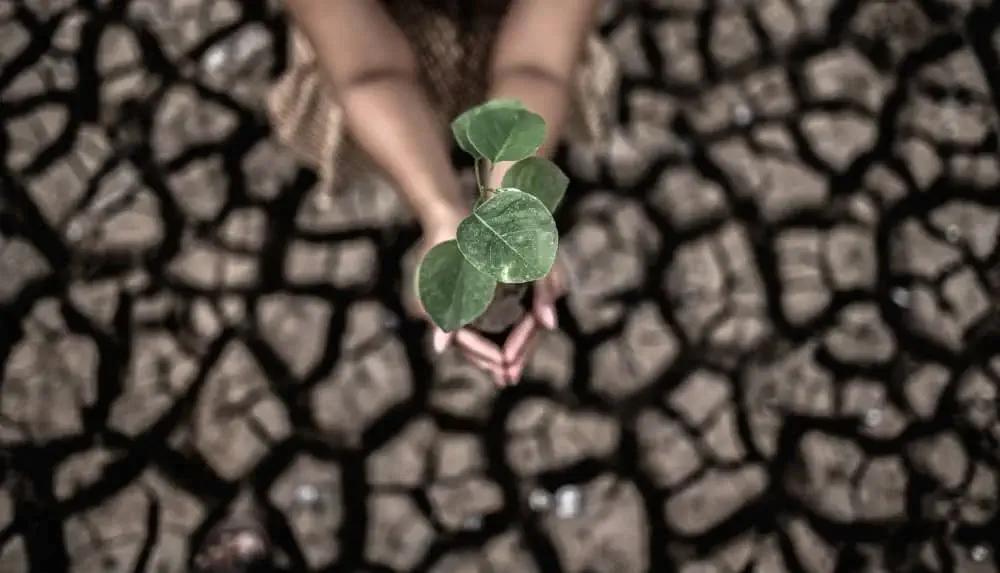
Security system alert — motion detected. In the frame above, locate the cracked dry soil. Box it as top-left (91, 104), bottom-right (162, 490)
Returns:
top-left (3, 0), bottom-right (1000, 572)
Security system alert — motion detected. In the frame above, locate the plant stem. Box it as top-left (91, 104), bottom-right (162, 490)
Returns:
top-left (474, 158), bottom-right (492, 202)
top-left (474, 158), bottom-right (485, 191)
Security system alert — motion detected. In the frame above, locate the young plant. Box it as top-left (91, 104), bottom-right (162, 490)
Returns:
top-left (417, 99), bottom-right (569, 332)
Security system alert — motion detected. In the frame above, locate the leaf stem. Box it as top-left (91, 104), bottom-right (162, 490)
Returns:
top-left (474, 158), bottom-right (492, 202)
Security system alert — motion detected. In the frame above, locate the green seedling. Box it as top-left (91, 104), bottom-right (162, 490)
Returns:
top-left (417, 99), bottom-right (569, 331)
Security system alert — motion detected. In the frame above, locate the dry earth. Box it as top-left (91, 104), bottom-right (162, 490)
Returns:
top-left (2, 0), bottom-right (1000, 572)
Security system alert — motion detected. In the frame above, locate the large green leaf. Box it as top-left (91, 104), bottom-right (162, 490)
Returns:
top-left (451, 100), bottom-right (546, 164)
top-left (417, 240), bottom-right (497, 331)
top-left (451, 99), bottom-right (525, 159)
top-left (456, 188), bottom-right (558, 283)
top-left (500, 157), bottom-right (569, 213)
top-left (468, 107), bottom-right (546, 163)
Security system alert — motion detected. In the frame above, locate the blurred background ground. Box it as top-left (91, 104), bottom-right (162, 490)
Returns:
top-left (2, 0), bottom-right (1000, 572)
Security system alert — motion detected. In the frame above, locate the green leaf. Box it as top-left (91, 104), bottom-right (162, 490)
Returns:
top-left (463, 103), bottom-right (546, 164)
top-left (451, 99), bottom-right (526, 159)
top-left (500, 157), bottom-right (569, 213)
top-left (417, 240), bottom-right (498, 331)
top-left (456, 188), bottom-right (558, 283)
top-left (451, 110), bottom-right (477, 158)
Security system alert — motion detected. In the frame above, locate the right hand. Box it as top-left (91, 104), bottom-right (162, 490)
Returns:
top-left (408, 207), bottom-right (508, 385)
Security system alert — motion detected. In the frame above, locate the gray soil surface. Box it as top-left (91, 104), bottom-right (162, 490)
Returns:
top-left (3, 0), bottom-right (1000, 571)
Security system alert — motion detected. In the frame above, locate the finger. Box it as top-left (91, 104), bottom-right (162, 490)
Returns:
top-left (511, 324), bottom-right (540, 363)
top-left (459, 344), bottom-right (502, 374)
top-left (463, 351), bottom-right (506, 386)
top-left (504, 335), bottom-right (538, 385)
top-left (455, 328), bottom-right (505, 365)
top-left (432, 328), bottom-right (454, 354)
top-left (503, 315), bottom-right (537, 363)
top-left (549, 260), bottom-right (567, 295)
top-left (532, 279), bottom-right (558, 330)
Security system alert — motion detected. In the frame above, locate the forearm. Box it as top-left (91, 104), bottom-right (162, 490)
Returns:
top-left (484, 0), bottom-right (599, 187)
top-left (339, 77), bottom-right (467, 226)
top-left (285, 0), bottom-right (465, 228)
top-left (486, 71), bottom-right (573, 188)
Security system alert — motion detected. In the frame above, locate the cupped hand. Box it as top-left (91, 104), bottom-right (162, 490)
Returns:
top-left (496, 258), bottom-right (567, 386)
top-left (480, 161), bottom-right (567, 385)
top-left (408, 208), bottom-right (507, 384)
top-left (410, 209), bottom-right (568, 387)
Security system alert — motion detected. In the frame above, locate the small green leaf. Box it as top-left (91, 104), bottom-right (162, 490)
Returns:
top-left (451, 99), bottom-right (526, 159)
top-left (451, 111), bottom-right (477, 158)
top-left (456, 188), bottom-right (558, 283)
top-left (466, 105), bottom-right (546, 164)
top-left (500, 157), bottom-right (569, 213)
top-left (417, 240), bottom-right (498, 331)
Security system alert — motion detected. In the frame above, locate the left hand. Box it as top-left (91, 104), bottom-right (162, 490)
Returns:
top-left (408, 205), bottom-right (509, 383)
top-left (491, 258), bottom-right (568, 386)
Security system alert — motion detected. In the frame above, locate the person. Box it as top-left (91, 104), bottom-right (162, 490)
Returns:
top-left (193, 2), bottom-right (613, 570)
top-left (269, 0), bottom-right (615, 386)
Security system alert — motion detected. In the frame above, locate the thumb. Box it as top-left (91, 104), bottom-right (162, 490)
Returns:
top-left (533, 277), bottom-right (558, 330)
top-left (432, 327), bottom-right (454, 354)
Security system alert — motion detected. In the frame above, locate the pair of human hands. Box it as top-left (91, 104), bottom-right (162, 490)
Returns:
top-left (412, 212), bottom-right (566, 386)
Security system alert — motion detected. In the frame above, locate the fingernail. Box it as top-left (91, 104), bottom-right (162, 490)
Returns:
top-left (505, 369), bottom-right (521, 386)
top-left (432, 329), bottom-right (451, 354)
top-left (539, 306), bottom-right (557, 330)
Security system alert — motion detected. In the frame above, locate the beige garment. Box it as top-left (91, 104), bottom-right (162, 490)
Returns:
top-left (265, 0), bottom-right (618, 192)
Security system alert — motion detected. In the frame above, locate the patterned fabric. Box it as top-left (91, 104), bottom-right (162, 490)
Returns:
top-left (265, 0), bottom-right (618, 192)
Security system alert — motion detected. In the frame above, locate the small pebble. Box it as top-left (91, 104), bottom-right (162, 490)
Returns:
top-left (890, 287), bottom-right (910, 308)
top-left (233, 27), bottom-right (270, 65)
top-left (732, 103), bottom-right (753, 127)
top-left (66, 219), bottom-right (86, 243)
top-left (528, 489), bottom-right (552, 512)
top-left (945, 225), bottom-right (961, 244)
top-left (554, 486), bottom-right (582, 519)
top-left (864, 408), bottom-right (883, 428)
top-left (971, 545), bottom-right (989, 562)
top-left (232, 531), bottom-right (267, 559)
top-left (295, 484), bottom-right (319, 506)
top-left (203, 45), bottom-right (229, 72)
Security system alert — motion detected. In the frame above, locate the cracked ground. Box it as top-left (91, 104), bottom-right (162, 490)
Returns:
top-left (3, 0), bottom-right (1000, 571)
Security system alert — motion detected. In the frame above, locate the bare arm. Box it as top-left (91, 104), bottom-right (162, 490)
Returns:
top-left (284, 0), bottom-right (466, 228)
top-left (487, 0), bottom-right (600, 186)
